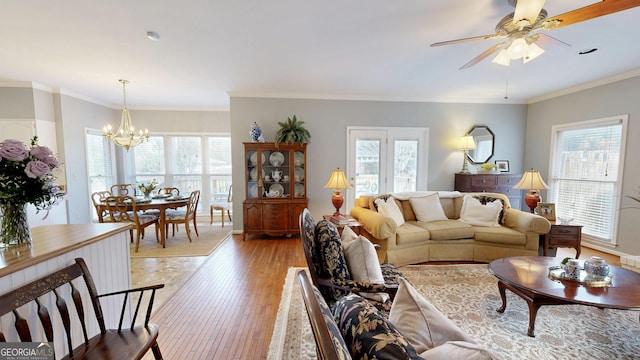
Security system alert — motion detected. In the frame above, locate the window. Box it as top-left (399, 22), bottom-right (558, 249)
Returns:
top-left (549, 115), bottom-right (628, 246)
top-left (347, 127), bottom-right (428, 204)
top-left (129, 134), bottom-right (231, 212)
top-left (85, 129), bottom-right (116, 220)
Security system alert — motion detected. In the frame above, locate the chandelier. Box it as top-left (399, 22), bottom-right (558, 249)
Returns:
top-left (103, 79), bottom-right (149, 150)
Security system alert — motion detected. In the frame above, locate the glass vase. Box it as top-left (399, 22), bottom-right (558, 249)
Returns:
top-left (0, 202), bottom-right (32, 248)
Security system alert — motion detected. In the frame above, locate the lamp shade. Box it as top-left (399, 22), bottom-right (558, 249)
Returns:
top-left (457, 135), bottom-right (477, 151)
top-left (513, 169), bottom-right (550, 190)
top-left (324, 168), bottom-right (352, 190)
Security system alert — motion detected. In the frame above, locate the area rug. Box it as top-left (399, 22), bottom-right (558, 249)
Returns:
top-left (130, 222), bottom-right (231, 258)
top-left (268, 264), bottom-right (640, 360)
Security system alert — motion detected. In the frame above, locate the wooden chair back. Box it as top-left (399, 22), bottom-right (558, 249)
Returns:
top-left (298, 270), bottom-right (352, 360)
top-left (165, 190), bottom-right (200, 242)
top-left (0, 258), bottom-right (164, 359)
top-left (158, 187), bottom-right (180, 197)
top-left (104, 195), bottom-right (159, 252)
top-left (91, 190), bottom-right (113, 222)
top-left (110, 183), bottom-right (137, 196)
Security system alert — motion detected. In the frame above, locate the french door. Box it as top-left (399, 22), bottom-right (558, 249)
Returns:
top-left (346, 127), bottom-right (429, 209)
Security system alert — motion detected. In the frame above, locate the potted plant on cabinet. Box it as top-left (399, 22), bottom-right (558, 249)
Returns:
top-left (274, 115), bottom-right (311, 147)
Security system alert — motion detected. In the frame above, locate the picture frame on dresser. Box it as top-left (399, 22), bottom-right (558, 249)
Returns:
top-left (536, 202), bottom-right (556, 221)
top-left (495, 160), bottom-right (509, 172)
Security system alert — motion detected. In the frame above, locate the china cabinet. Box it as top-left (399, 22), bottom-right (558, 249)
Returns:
top-left (243, 142), bottom-right (308, 238)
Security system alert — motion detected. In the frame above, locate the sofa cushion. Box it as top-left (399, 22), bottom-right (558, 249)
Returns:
top-left (396, 222), bottom-right (431, 245)
top-left (316, 219), bottom-right (352, 301)
top-left (419, 341), bottom-right (498, 360)
top-left (333, 293), bottom-right (422, 360)
top-left (409, 193), bottom-right (448, 223)
top-left (389, 277), bottom-right (474, 353)
top-left (415, 220), bottom-right (474, 241)
top-left (459, 195), bottom-right (502, 227)
top-left (376, 196), bottom-right (405, 227)
top-left (343, 235), bottom-right (389, 303)
top-left (472, 226), bottom-right (526, 246)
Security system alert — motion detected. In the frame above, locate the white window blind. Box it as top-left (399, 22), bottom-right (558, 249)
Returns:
top-left (85, 131), bottom-right (114, 194)
top-left (550, 116), bottom-right (628, 244)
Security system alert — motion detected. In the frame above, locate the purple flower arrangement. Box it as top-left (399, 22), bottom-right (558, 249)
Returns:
top-left (0, 137), bottom-right (65, 211)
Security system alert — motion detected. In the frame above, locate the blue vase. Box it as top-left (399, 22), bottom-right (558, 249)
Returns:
top-left (250, 122), bottom-right (262, 142)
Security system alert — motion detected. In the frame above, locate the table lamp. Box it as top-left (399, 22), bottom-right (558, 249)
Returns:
top-left (514, 168), bottom-right (550, 213)
top-left (324, 168), bottom-right (352, 224)
top-left (458, 135), bottom-right (477, 174)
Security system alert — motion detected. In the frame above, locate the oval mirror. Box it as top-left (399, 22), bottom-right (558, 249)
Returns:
top-left (466, 125), bottom-right (494, 164)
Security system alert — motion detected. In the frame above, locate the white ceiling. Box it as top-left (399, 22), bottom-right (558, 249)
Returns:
top-left (1, 0), bottom-right (639, 110)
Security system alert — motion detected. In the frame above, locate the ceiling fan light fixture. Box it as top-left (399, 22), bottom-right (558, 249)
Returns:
top-left (507, 37), bottom-right (528, 59)
top-left (523, 43), bottom-right (545, 63)
top-left (491, 49), bottom-right (511, 66)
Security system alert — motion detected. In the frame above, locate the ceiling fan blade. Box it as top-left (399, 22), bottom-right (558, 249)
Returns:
top-left (542, 0), bottom-right (640, 30)
top-left (431, 33), bottom-right (503, 47)
top-left (513, 0), bottom-right (547, 27)
top-left (459, 42), bottom-right (507, 70)
top-left (531, 33), bottom-right (571, 48)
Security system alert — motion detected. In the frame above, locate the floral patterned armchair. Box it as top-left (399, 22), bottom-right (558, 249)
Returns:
top-left (299, 208), bottom-right (404, 313)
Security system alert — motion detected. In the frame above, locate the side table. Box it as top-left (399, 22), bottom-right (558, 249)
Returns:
top-left (543, 222), bottom-right (583, 258)
top-left (323, 215), bottom-right (362, 236)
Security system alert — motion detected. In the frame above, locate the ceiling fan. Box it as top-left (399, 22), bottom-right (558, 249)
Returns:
top-left (431, 0), bottom-right (640, 69)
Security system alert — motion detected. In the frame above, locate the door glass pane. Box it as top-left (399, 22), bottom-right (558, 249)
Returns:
top-left (355, 140), bottom-right (380, 197)
top-left (393, 140), bottom-right (417, 192)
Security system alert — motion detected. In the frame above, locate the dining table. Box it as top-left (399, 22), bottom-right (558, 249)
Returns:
top-left (98, 196), bottom-right (189, 248)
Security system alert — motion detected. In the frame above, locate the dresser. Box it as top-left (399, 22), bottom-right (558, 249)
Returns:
top-left (454, 173), bottom-right (522, 210)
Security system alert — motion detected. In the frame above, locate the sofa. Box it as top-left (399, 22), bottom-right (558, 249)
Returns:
top-left (350, 191), bottom-right (551, 266)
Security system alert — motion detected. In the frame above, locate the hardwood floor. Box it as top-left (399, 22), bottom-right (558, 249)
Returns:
top-left (144, 233), bottom-right (619, 359)
top-left (143, 234), bottom-right (306, 360)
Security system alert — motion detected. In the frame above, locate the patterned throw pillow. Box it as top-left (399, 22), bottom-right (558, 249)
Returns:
top-left (316, 220), bottom-right (352, 302)
top-left (333, 293), bottom-right (422, 360)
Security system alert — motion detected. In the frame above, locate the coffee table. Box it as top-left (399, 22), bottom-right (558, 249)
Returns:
top-left (488, 256), bottom-right (640, 337)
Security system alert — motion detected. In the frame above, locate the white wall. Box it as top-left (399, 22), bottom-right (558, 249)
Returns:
top-left (230, 97), bottom-right (528, 231)
top-left (526, 75), bottom-right (640, 255)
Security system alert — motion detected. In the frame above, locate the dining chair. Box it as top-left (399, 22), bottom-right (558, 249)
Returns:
top-left (110, 183), bottom-right (137, 196)
top-left (165, 190), bottom-right (200, 243)
top-left (210, 185), bottom-right (232, 226)
top-left (157, 187), bottom-right (180, 197)
top-left (105, 195), bottom-right (160, 252)
top-left (91, 190), bottom-right (114, 223)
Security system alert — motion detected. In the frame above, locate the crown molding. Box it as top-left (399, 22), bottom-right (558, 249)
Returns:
top-left (528, 68), bottom-right (640, 104)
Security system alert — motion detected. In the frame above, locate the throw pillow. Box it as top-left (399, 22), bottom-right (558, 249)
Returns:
top-left (419, 341), bottom-right (498, 360)
top-left (458, 195), bottom-right (502, 227)
top-left (343, 235), bottom-right (389, 303)
top-left (315, 220), bottom-right (352, 302)
top-left (375, 196), bottom-right (405, 227)
top-left (389, 277), bottom-right (474, 353)
top-left (340, 225), bottom-right (359, 246)
top-left (408, 193), bottom-right (448, 223)
top-left (333, 293), bottom-right (422, 360)
top-left (473, 195), bottom-right (506, 224)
